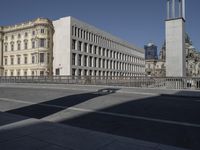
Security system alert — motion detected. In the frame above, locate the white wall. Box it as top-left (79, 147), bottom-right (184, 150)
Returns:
top-left (53, 17), bottom-right (71, 75)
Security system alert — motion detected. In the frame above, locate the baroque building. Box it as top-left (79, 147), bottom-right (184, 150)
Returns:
top-left (0, 18), bottom-right (54, 76)
top-left (145, 34), bottom-right (200, 77)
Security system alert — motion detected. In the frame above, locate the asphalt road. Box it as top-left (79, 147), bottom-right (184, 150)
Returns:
top-left (0, 85), bottom-right (200, 149)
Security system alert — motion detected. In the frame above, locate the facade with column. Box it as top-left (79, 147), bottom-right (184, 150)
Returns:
top-left (53, 17), bottom-right (145, 77)
top-left (0, 18), bottom-right (54, 76)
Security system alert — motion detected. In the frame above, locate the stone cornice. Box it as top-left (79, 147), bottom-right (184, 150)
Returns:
top-left (1, 18), bottom-right (54, 33)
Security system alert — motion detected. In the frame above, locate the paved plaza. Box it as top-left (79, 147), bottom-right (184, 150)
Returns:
top-left (0, 83), bottom-right (200, 150)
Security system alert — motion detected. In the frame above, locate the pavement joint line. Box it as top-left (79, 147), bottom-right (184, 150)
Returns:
top-left (1, 97), bottom-right (200, 129)
top-left (67, 107), bottom-right (200, 128)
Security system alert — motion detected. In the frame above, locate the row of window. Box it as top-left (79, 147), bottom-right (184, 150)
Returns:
top-left (72, 26), bottom-right (135, 52)
top-left (72, 53), bottom-right (144, 72)
top-left (4, 29), bottom-right (47, 41)
top-left (4, 70), bottom-right (45, 76)
top-left (4, 39), bottom-right (48, 52)
top-left (72, 68), bottom-right (144, 77)
top-left (72, 40), bottom-right (144, 64)
top-left (4, 53), bottom-right (48, 65)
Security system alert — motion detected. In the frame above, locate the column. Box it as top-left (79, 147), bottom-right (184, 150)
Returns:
top-left (172, 0), bottom-right (176, 18)
top-left (182, 0), bottom-right (185, 19)
top-left (179, 0), bottom-right (182, 17)
top-left (167, 0), bottom-right (171, 19)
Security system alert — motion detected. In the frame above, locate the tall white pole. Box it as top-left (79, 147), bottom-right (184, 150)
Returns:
top-left (179, 0), bottom-right (182, 17)
top-left (167, 0), bottom-right (170, 19)
top-left (172, 0), bottom-right (176, 18)
top-left (182, 0), bottom-right (185, 20)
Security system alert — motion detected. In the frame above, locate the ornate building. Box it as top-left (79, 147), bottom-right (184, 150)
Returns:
top-left (0, 18), bottom-right (54, 76)
top-left (145, 34), bottom-right (200, 77)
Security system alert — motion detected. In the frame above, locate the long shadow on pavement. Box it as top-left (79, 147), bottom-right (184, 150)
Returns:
top-left (6, 88), bottom-right (119, 119)
top-left (5, 89), bottom-right (200, 149)
top-left (59, 93), bottom-right (200, 149)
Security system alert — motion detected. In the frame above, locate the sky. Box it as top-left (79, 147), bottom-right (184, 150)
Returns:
top-left (0, 0), bottom-right (200, 53)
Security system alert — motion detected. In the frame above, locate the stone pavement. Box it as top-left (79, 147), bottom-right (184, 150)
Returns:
top-left (0, 111), bottom-right (188, 150)
top-left (1, 83), bottom-right (199, 150)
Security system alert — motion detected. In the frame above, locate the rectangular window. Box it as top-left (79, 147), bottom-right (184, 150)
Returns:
top-left (24, 57), bottom-right (28, 64)
top-left (47, 40), bottom-right (50, 48)
top-left (89, 56), bottom-right (92, 67)
top-left (32, 31), bottom-right (35, 35)
top-left (4, 71), bottom-right (7, 76)
top-left (40, 53), bottom-right (44, 63)
top-left (72, 26), bottom-right (74, 36)
top-left (32, 41), bottom-right (35, 49)
top-left (94, 57), bottom-right (97, 68)
top-left (41, 29), bottom-right (45, 34)
top-left (94, 46), bottom-right (97, 54)
top-left (84, 55), bottom-right (87, 67)
top-left (5, 45), bottom-right (7, 52)
top-left (11, 44), bottom-right (14, 51)
top-left (4, 58), bottom-right (7, 65)
top-left (40, 71), bottom-right (44, 76)
top-left (17, 43), bottom-right (21, 50)
top-left (72, 69), bottom-right (76, 76)
top-left (40, 39), bottom-right (45, 47)
top-left (114, 52), bottom-right (116, 59)
top-left (84, 43), bottom-right (87, 52)
top-left (10, 71), bottom-right (14, 76)
top-left (84, 70), bottom-right (87, 76)
top-left (99, 47), bottom-right (101, 55)
top-left (17, 70), bottom-right (20, 76)
top-left (32, 71), bottom-right (35, 76)
top-left (78, 41), bottom-right (82, 51)
top-left (78, 69), bottom-right (81, 76)
top-left (11, 57), bottom-right (14, 65)
top-left (78, 54), bottom-right (82, 66)
top-left (103, 48), bottom-right (105, 56)
top-left (72, 39), bottom-right (76, 50)
top-left (24, 42), bottom-right (28, 49)
top-left (99, 58), bottom-right (101, 68)
top-left (17, 57), bottom-right (20, 64)
top-left (55, 69), bottom-right (60, 75)
top-left (89, 44), bottom-right (92, 53)
top-left (72, 53), bottom-right (76, 65)
top-left (32, 56), bottom-right (35, 64)
top-left (47, 53), bottom-right (50, 64)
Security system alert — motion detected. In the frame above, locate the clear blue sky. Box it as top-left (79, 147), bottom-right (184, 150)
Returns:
top-left (0, 0), bottom-right (199, 52)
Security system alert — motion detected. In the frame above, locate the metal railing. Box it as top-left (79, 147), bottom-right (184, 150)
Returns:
top-left (0, 76), bottom-right (200, 90)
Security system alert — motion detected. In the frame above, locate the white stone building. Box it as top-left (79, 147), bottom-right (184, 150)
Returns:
top-left (0, 18), bottom-right (54, 76)
top-left (53, 17), bottom-right (145, 77)
top-left (0, 16), bottom-right (145, 77)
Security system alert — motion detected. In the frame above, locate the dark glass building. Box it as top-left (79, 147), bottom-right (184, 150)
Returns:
top-left (144, 43), bottom-right (158, 60)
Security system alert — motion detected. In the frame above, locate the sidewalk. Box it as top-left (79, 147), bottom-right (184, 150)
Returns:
top-left (0, 111), bottom-right (188, 150)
